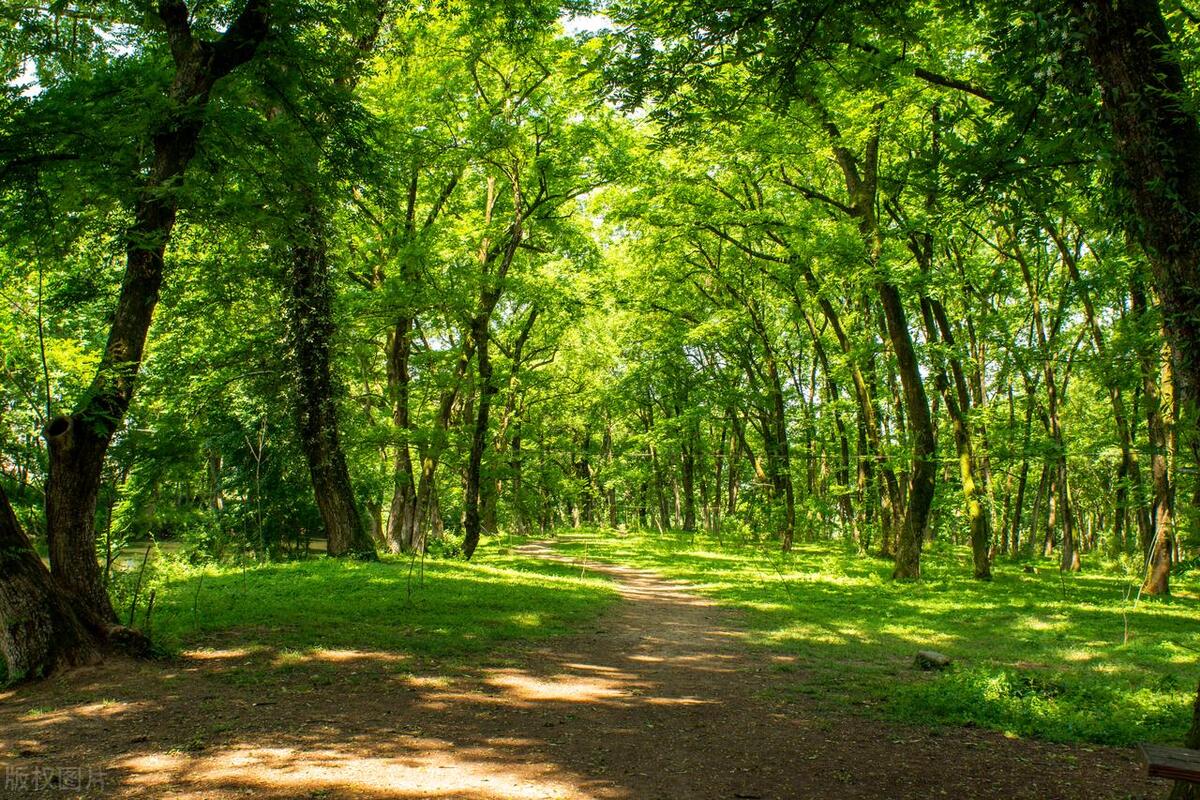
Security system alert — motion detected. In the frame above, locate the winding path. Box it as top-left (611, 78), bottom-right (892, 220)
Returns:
top-left (0, 538), bottom-right (1164, 798)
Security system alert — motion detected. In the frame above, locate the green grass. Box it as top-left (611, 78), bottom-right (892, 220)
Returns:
top-left (540, 528), bottom-right (1200, 747)
top-left (132, 541), bottom-right (617, 664)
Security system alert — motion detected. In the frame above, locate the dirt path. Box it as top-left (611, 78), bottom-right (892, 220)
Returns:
top-left (0, 540), bottom-right (1167, 799)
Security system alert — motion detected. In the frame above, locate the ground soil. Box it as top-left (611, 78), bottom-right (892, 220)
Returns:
top-left (0, 541), bottom-right (1169, 799)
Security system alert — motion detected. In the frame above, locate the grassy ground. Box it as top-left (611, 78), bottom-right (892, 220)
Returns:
top-left (540, 528), bottom-right (1200, 747)
top-left (119, 539), bottom-right (617, 669)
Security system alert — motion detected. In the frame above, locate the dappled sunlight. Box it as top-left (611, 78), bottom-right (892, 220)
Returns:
top-left (641, 695), bottom-right (714, 707)
top-left (766, 623), bottom-right (880, 648)
top-left (17, 699), bottom-right (144, 729)
top-left (560, 662), bottom-right (632, 676)
top-left (273, 648), bottom-right (409, 667)
top-left (115, 742), bottom-right (619, 800)
top-left (1021, 617), bottom-right (1069, 633)
top-left (59, 547), bottom-right (777, 798)
top-left (180, 647), bottom-right (263, 661)
top-left (485, 669), bottom-right (632, 703)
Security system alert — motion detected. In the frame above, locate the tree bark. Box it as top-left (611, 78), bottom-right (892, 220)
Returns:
top-left (880, 280), bottom-right (937, 579)
top-left (1, 485), bottom-right (102, 681)
top-left (904, 155), bottom-right (992, 577)
top-left (680, 437), bottom-right (698, 532)
top-left (920, 295), bottom-right (991, 578)
top-left (801, 96), bottom-right (933, 576)
top-left (463, 315), bottom-right (497, 560)
top-left (287, 208), bottom-right (377, 559)
top-left (385, 316), bottom-right (418, 553)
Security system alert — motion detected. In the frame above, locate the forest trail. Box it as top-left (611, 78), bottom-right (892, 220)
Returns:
top-left (0, 536), bottom-right (1164, 799)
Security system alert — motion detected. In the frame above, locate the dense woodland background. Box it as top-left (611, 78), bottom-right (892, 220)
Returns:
top-left (2, 0), bottom-right (1200, 755)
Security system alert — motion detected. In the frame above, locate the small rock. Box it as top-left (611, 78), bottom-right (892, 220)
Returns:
top-left (915, 650), bottom-right (952, 670)
top-left (1023, 565), bottom-right (1037, 574)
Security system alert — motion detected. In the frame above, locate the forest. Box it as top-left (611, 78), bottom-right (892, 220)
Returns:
top-left (2, 0), bottom-right (1200, 798)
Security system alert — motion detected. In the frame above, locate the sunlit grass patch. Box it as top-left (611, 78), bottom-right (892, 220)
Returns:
top-left (139, 546), bottom-right (617, 664)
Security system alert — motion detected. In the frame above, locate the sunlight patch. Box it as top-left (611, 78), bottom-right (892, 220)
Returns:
top-left (486, 669), bottom-right (630, 703)
top-left (178, 743), bottom-right (605, 799)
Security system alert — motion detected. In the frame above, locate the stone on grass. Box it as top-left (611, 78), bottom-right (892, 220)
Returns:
top-left (915, 650), bottom-right (952, 671)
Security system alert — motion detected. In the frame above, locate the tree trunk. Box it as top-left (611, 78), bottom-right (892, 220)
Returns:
top-left (1, 485), bottom-right (102, 681)
top-left (1145, 339), bottom-right (1175, 595)
top-left (920, 296), bottom-right (991, 579)
top-left (463, 317), bottom-right (496, 560)
top-left (462, 176), bottom-right (522, 558)
top-left (766, 358), bottom-right (795, 549)
top-left (1015, 243), bottom-right (1079, 571)
top-left (287, 210), bottom-right (376, 559)
top-left (1047, 220), bottom-right (1152, 552)
top-left (1010, 395), bottom-right (1034, 554)
top-left (1129, 282), bottom-right (1175, 593)
top-left (881, 280), bottom-right (937, 579)
top-left (385, 317), bottom-right (418, 554)
top-left (680, 439), bottom-right (697, 532)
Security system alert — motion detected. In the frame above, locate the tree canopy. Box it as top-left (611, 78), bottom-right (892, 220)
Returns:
top-left (1, 8), bottom-right (1199, 770)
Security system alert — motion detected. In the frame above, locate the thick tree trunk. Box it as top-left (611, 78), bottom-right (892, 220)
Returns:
top-left (1, 486), bottom-right (102, 681)
top-left (1144, 339), bottom-right (1175, 595)
top-left (284, 3), bottom-right (389, 559)
top-left (1130, 283), bottom-right (1175, 593)
top-left (44, 419), bottom-right (115, 623)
